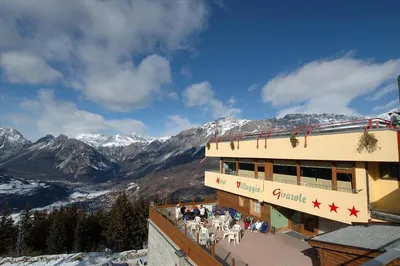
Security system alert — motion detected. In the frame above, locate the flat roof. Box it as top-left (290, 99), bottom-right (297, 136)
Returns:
top-left (309, 225), bottom-right (400, 251)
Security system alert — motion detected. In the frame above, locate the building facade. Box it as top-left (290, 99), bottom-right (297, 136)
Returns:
top-left (204, 118), bottom-right (400, 236)
top-left (146, 118), bottom-right (400, 265)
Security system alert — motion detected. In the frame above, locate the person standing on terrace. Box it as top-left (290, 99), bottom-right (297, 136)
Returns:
top-left (389, 111), bottom-right (400, 128)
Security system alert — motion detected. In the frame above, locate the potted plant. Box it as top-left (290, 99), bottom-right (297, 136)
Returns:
top-left (230, 140), bottom-right (235, 150)
top-left (357, 131), bottom-right (379, 153)
top-left (290, 134), bottom-right (299, 148)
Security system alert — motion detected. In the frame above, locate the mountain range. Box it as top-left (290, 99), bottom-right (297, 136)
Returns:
top-left (0, 109), bottom-right (396, 189)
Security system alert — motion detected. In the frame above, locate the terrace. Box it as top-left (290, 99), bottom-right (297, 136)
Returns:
top-left (150, 198), bottom-right (319, 266)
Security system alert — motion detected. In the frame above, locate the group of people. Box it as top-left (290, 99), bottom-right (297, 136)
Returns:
top-left (175, 204), bottom-right (207, 221)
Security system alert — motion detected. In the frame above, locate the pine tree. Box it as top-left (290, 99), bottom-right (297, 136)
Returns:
top-left (29, 210), bottom-right (50, 254)
top-left (46, 208), bottom-right (68, 254)
top-left (105, 192), bottom-right (136, 251)
top-left (16, 205), bottom-right (33, 256)
top-left (0, 204), bottom-right (17, 256)
top-left (73, 211), bottom-right (85, 253)
top-left (131, 196), bottom-right (149, 249)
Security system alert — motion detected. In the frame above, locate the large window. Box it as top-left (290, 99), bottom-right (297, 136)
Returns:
top-left (257, 160), bottom-right (265, 179)
top-left (223, 160), bottom-right (236, 175)
top-left (250, 199), bottom-right (261, 216)
top-left (273, 160), bottom-right (297, 184)
top-left (239, 159), bottom-right (255, 178)
top-left (273, 160), bottom-right (296, 175)
top-left (380, 163), bottom-right (400, 180)
top-left (300, 161), bottom-right (331, 180)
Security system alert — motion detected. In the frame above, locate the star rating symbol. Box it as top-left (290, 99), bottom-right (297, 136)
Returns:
top-left (312, 199), bottom-right (321, 209)
top-left (348, 206), bottom-right (360, 217)
top-left (329, 202), bottom-right (339, 213)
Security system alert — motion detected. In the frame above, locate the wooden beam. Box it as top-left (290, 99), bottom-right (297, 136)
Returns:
top-left (235, 159), bottom-right (239, 176)
top-left (352, 164), bottom-right (356, 193)
top-left (332, 162), bottom-right (337, 191)
top-left (254, 159), bottom-right (258, 178)
top-left (264, 161), bottom-right (268, 180)
top-left (296, 161), bottom-right (301, 185)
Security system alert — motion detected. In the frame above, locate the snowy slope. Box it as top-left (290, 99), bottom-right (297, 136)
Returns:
top-left (0, 249), bottom-right (147, 266)
top-left (0, 176), bottom-right (48, 195)
top-left (0, 127), bottom-right (32, 161)
top-left (76, 133), bottom-right (170, 147)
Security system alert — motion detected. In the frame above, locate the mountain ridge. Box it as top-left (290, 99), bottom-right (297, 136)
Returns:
top-left (0, 110), bottom-right (394, 185)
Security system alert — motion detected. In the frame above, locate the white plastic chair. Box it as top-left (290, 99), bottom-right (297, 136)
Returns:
top-left (200, 227), bottom-right (208, 235)
top-left (228, 234), bottom-right (236, 245)
top-left (233, 224), bottom-right (241, 231)
top-left (222, 225), bottom-right (231, 240)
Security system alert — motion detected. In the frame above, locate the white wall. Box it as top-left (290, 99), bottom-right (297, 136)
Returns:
top-left (147, 220), bottom-right (195, 266)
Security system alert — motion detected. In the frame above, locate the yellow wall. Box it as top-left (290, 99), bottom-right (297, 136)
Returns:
top-left (368, 162), bottom-right (400, 214)
top-left (206, 129), bottom-right (399, 162)
top-left (205, 171), bottom-right (369, 224)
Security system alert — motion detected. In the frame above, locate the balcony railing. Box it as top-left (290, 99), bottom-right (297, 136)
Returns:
top-left (150, 199), bottom-right (248, 266)
top-left (206, 169), bottom-right (362, 194)
top-left (209, 118), bottom-right (396, 142)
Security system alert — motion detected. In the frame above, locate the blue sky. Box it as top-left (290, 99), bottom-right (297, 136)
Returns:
top-left (1, 0), bottom-right (399, 140)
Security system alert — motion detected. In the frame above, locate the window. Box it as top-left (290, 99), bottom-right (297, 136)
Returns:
top-left (380, 163), bottom-right (400, 180)
top-left (223, 161), bottom-right (236, 175)
top-left (300, 161), bottom-right (331, 180)
top-left (257, 160), bottom-right (265, 179)
top-left (239, 196), bottom-right (244, 207)
top-left (273, 160), bottom-right (297, 175)
top-left (250, 199), bottom-right (261, 216)
top-left (239, 159), bottom-right (255, 178)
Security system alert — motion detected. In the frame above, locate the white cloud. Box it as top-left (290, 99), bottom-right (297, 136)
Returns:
top-left (182, 81), bottom-right (242, 119)
top-left (163, 115), bottom-right (200, 136)
top-left (182, 81), bottom-right (215, 106)
top-left (11, 89), bottom-right (147, 140)
top-left (2, 0), bottom-right (209, 111)
top-left (180, 66), bottom-right (192, 79)
top-left (261, 56), bottom-right (400, 115)
top-left (372, 100), bottom-right (398, 111)
top-left (248, 83), bottom-right (258, 92)
top-left (168, 92), bottom-right (179, 100)
top-left (209, 99), bottom-right (241, 118)
top-left (366, 85), bottom-right (397, 101)
top-left (0, 52), bottom-right (62, 84)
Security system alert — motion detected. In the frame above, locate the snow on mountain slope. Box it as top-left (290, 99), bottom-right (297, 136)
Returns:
top-left (377, 108), bottom-right (400, 120)
top-left (0, 176), bottom-right (48, 195)
top-left (0, 249), bottom-right (147, 266)
top-left (0, 127), bottom-right (32, 161)
top-left (76, 132), bottom-right (170, 147)
top-left (201, 117), bottom-right (250, 136)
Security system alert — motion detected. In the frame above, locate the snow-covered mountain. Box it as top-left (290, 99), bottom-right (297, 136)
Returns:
top-left (76, 132), bottom-right (170, 147)
top-left (0, 134), bottom-right (118, 182)
top-left (0, 110), bottom-right (394, 185)
top-left (0, 127), bottom-right (32, 161)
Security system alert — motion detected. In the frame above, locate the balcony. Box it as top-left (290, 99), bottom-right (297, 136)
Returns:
top-left (150, 199), bottom-right (318, 266)
top-left (206, 118), bottom-right (399, 162)
top-left (205, 171), bottom-right (369, 224)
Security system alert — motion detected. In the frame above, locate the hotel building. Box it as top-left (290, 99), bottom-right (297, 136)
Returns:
top-left (147, 118), bottom-right (400, 266)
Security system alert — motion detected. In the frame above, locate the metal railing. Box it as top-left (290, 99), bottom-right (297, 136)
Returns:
top-left (209, 117), bottom-right (396, 142)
